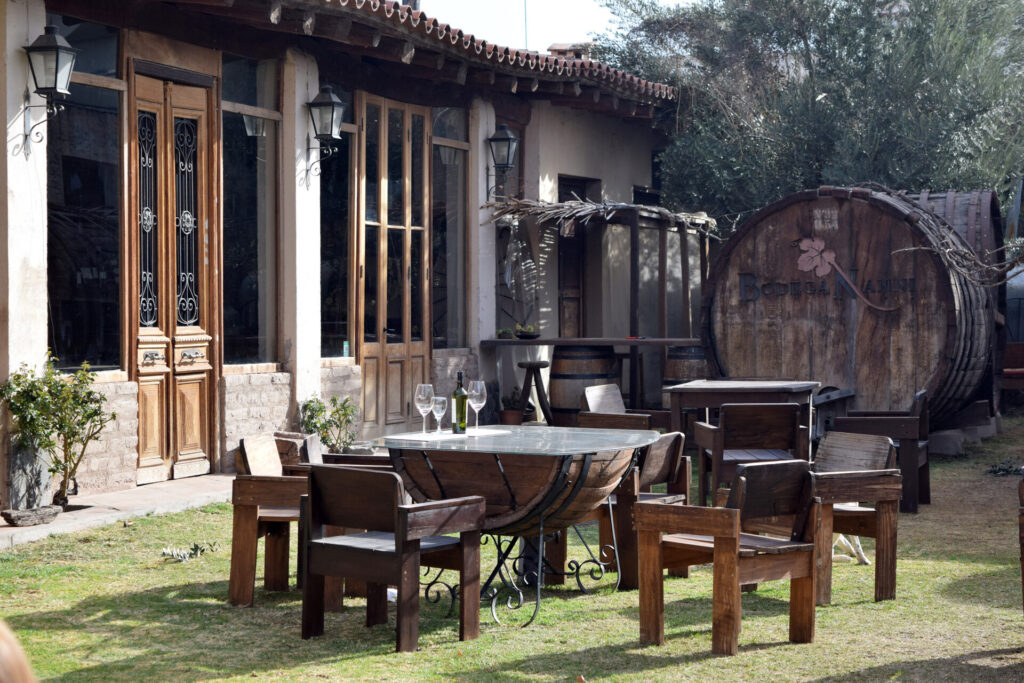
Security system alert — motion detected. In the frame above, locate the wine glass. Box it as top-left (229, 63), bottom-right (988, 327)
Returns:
top-left (414, 384), bottom-right (434, 433)
top-left (468, 380), bottom-right (486, 432)
top-left (431, 396), bottom-right (448, 434)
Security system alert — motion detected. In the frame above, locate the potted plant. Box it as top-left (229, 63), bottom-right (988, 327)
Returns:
top-left (514, 323), bottom-right (540, 340)
top-left (496, 328), bottom-right (515, 340)
top-left (499, 386), bottom-right (536, 425)
top-left (299, 395), bottom-right (372, 454)
top-left (0, 356), bottom-right (114, 525)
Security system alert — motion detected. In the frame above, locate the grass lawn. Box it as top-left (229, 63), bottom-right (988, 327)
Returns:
top-left (3, 419), bottom-right (1024, 682)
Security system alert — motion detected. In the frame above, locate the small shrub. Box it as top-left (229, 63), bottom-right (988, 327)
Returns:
top-left (299, 395), bottom-right (358, 452)
top-left (986, 458), bottom-right (1023, 476)
top-left (160, 541), bottom-right (218, 562)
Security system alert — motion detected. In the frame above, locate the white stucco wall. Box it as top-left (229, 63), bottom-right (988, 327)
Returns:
top-left (524, 101), bottom-right (656, 341)
top-left (279, 49), bottom-right (322, 405)
top-left (1, 0), bottom-right (49, 378)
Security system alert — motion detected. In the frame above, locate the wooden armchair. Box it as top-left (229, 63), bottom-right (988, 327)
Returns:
top-left (552, 432), bottom-right (688, 589)
top-left (694, 402), bottom-right (806, 506)
top-left (301, 465), bottom-right (485, 653)
top-left (635, 460), bottom-right (821, 655)
top-left (832, 390), bottom-right (929, 513)
top-left (576, 384), bottom-right (672, 431)
top-left (810, 431), bottom-right (902, 605)
top-left (228, 433), bottom-right (308, 606)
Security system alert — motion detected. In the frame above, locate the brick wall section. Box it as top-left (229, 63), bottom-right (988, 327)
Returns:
top-left (75, 381), bottom-right (139, 496)
top-left (431, 349), bottom-right (480, 404)
top-left (220, 372), bottom-right (293, 474)
top-left (320, 364), bottom-right (362, 436)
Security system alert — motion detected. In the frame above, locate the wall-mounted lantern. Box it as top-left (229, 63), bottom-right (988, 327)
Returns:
top-left (15, 25), bottom-right (78, 158)
top-left (304, 85), bottom-right (346, 186)
top-left (487, 124), bottom-right (520, 198)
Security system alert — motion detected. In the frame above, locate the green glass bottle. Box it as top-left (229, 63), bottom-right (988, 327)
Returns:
top-left (452, 371), bottom-right (468, 434)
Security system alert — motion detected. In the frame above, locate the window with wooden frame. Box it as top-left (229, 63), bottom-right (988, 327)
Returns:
top-left (320, 84), bottom-right (356, 358)
top-left (45, 15), bottom-right (124, 372)
top-left (431, 106), bottom-right (469, 349)
top-left (221, 54), bottom-right (280, 364)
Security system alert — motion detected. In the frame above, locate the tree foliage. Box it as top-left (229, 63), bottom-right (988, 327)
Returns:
top-left (593, 0), bottom-right (1024, 231)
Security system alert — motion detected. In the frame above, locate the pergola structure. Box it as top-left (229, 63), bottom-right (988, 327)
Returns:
top-left (486, 198), bottom-right (717, 404)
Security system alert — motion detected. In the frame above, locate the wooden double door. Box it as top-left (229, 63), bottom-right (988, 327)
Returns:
top-left (357, 96), bottom-right (431, 435)
top-left (130, 72), bottom-right (216, 483)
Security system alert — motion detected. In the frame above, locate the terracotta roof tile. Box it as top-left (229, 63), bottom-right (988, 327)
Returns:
top-left (331, 0), bottom-right (674, 103)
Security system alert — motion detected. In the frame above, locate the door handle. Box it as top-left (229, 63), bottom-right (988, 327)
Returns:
top-left (180, 350), bottom-right (205, 361)
top-left (142, 351), bottom-right (165, 364)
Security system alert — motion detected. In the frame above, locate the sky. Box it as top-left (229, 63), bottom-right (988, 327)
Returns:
top-left (419, 0), bottom-right (623, 53)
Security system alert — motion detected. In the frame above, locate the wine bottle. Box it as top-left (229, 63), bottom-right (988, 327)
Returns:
top-left (452, 371), bottom-right (468, 434)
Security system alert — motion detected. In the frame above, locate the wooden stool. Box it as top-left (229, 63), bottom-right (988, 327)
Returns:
top-left (615, 352), bottom-right (645, 408)
top-left (518, 360), bottom-right (554, 424)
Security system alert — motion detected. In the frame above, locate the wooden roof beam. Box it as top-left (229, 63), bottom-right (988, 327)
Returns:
top-left (471, 69), bottom-right (496, 86)
top-left (441, 60), bottom-right (468, 85)
top-left (536, 80), bottom-right (564, 95)
top-left (494, 75), bottom-right (518, 93)
top-left (376, 36), bottom-right (416, 64)
top-left (410, 50), bottom-right (446, 70)
top-left (314, 14), bottom-right (352, 42)
top-left (347, 24), bottom-right (383, 48)
top-left (519, 77), bottom-right (539, 93)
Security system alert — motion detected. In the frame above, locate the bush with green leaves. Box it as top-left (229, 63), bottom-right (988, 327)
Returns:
top-left (299, 395), bottom-right (358, 452)
top-left (0, 355), bottom-right (115, 507)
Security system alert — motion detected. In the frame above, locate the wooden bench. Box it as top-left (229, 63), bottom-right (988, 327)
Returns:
top-left (301, 465), bottom-right (485, 653)
top-left (635, 460), bottom-right (821, 655)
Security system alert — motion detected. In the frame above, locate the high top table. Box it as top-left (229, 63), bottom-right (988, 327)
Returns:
top-left (664, 379), bottom-right (820, 457)
top-left (379, 425), bottom-right (659, 625)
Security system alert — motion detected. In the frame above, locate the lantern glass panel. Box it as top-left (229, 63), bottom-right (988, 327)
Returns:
top-left (55, 49), bottom-right (76, 94)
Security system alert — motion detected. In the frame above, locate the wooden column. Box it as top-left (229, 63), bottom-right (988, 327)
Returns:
top-left (629, 211), bottom-right (641, 408)
top-left (680, 225), bottom-right (692, 338)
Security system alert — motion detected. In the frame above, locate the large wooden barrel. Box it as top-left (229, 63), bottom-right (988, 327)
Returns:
top-left (702, 186), bottom-right (999, 425)
top-left (548, 346), bottom-right (617, 426)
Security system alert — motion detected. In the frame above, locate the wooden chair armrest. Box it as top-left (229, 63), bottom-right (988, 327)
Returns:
top-left (578, 411), bottom-right (651, 430)
top-left (638, 409), bottom-right (673, 432)
top-left (399, 495), bottom-right (486, 540)
top-left (693, 421), bottom-right (721, 451)
top-left (831, 416), bottom-right (920, 440)
top-left (812, 469), bottom-right (902, 504)
top-left (846, 410), bottom-right (910, 417)
top-left (232, 475), bottom-right (307, 506)
top-left (634, 496), bottom-right (739, 537)
top-left (321, 453), bottom-right (393, 469)
top-left (667, 455), bottom-right (692, 496)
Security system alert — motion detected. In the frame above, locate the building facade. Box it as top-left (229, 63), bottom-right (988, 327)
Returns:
top-left (0, 0), bottom-right (676, 501)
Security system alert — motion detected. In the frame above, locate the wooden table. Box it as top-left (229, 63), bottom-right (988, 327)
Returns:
top-left (379, 425), bottom-right (659, 625)
top-left (664, 379), bottom-right (820, 441)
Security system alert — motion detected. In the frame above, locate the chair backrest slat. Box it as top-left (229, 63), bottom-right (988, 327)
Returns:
top-left (638, 432), bottom-right (684, 489)
top-left (812, 431), bottom-right (895, 473)
top-left (724, 460), bottom-right (811, 521)
top-left (583, 384), bottom-right (627, 414)
top-left (240, 434), bottom-right (283, 477)
top-left (309, 465), bottom-right (405, 532)
top-left (719, 403), bottom-right (801, 450)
